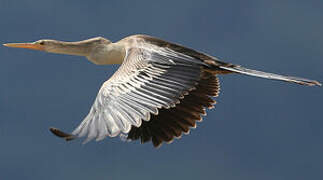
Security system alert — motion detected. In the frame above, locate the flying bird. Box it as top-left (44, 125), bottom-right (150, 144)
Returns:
top-left (4, 35), bottom-right (321, 148)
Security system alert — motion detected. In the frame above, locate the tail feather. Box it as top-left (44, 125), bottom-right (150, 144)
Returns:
top-left (219, 65), bottom-right (321, 86)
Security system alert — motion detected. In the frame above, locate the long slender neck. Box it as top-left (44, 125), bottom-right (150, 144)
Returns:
top-left (46, 41), bottom-right (93, 56)
top-left (44, 39), bottom-right (126, 65)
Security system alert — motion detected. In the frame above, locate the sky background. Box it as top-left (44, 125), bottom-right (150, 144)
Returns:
top-left (1, 0), bottom-right (323, 180)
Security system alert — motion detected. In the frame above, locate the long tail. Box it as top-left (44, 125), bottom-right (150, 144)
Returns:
top-left (218, 64), bottom-right (321, 86)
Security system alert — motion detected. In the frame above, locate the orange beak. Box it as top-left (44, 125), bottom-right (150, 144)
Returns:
top-left (3, 42), bottom-right (45, 51)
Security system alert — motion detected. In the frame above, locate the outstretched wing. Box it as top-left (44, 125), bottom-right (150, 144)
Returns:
top-left (70, 38), bottom-right (211, 143)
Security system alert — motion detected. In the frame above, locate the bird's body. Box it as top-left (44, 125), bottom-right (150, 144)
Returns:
top-left (4, 35), bottom-right (321, 147)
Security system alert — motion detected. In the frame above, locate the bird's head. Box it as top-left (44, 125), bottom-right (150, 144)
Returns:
top-left (3, 37), bottom-right (112, 56)
top-left (3, 40), bottom-right (47, 51)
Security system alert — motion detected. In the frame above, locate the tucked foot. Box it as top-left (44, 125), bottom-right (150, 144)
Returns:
top-left (49, 127), bottom-right (76, 141)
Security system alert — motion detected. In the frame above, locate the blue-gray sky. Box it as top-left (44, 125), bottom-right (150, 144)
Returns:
top-left (1, 0), bottom-right (322, 180)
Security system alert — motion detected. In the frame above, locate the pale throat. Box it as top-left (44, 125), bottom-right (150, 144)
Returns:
top-left (46, 42), bottom-right (92, 57)
top-left (46, 41), bottom-right (126, 65)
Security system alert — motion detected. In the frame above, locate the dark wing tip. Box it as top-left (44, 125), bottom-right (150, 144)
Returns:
top-left (296, 79), bottom-right (321, 86)
top-left (312, 81), bottom-right (322, 86)
top-left (49, 127), bottom-right (76, 141)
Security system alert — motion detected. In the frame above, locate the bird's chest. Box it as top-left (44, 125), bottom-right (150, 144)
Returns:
top-left (87, 46), bottom-right (125, 65)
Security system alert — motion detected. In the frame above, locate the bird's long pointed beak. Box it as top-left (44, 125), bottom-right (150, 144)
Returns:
top-left (3, 42), bottom-right (45, 51)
